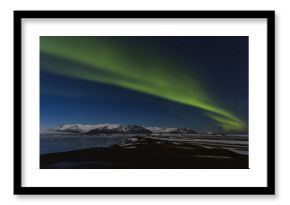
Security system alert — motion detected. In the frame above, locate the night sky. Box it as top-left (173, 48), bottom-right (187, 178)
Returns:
top-left (40, 36), bottom-right (248, 132)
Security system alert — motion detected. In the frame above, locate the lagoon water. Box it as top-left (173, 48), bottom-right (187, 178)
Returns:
top-left (40, 135), bottom-right (128, 154)
top-left (41, 134), bottom-right (249, 169)
top-left (40, 134), bottom-right (248, 155)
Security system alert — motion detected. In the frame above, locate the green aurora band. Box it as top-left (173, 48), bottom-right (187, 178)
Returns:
top-left (40, 37), bottom-right (246, 131)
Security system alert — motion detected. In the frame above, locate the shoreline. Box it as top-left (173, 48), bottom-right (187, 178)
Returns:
top-left (40, 136), bottom-right (248, 169)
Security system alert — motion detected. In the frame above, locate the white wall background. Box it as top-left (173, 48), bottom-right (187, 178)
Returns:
top-left (0, 0), bottom-right (287, 204)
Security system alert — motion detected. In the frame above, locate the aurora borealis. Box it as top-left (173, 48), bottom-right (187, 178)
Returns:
top-left (40, 36), bottom-right (248, 132)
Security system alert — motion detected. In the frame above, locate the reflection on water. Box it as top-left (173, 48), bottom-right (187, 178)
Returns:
top-left (40, 135), bottom-right (129, 154)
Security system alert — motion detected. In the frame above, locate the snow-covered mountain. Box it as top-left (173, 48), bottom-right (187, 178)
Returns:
top-left (41, 123), bottom-right (152, 135)
top-left (85, 124), bottom-right (152, 135)
top-left (41, 124), bottom-right (201, 135)
top-left (146, 127), bottom-right (197, 134)
top-left (57, 124), bottom-right (121, 134)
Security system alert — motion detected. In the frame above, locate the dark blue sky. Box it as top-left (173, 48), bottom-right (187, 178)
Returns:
top-left (40, 36), bottom-right (248, 131)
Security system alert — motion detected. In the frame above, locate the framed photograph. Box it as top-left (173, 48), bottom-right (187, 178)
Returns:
top-left (14, 11), bottom-right (275, 194)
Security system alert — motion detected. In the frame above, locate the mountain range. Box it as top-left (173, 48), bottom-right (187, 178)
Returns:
top-left (40, 123), bottom-right (199, 135)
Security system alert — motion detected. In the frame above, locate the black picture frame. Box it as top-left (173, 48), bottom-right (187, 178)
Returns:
top-left (14, 10), bottom-right (275, 195)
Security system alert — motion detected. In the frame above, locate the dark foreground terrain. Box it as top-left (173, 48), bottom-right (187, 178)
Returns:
top-left (40, 136), bottom-right (248, 169)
